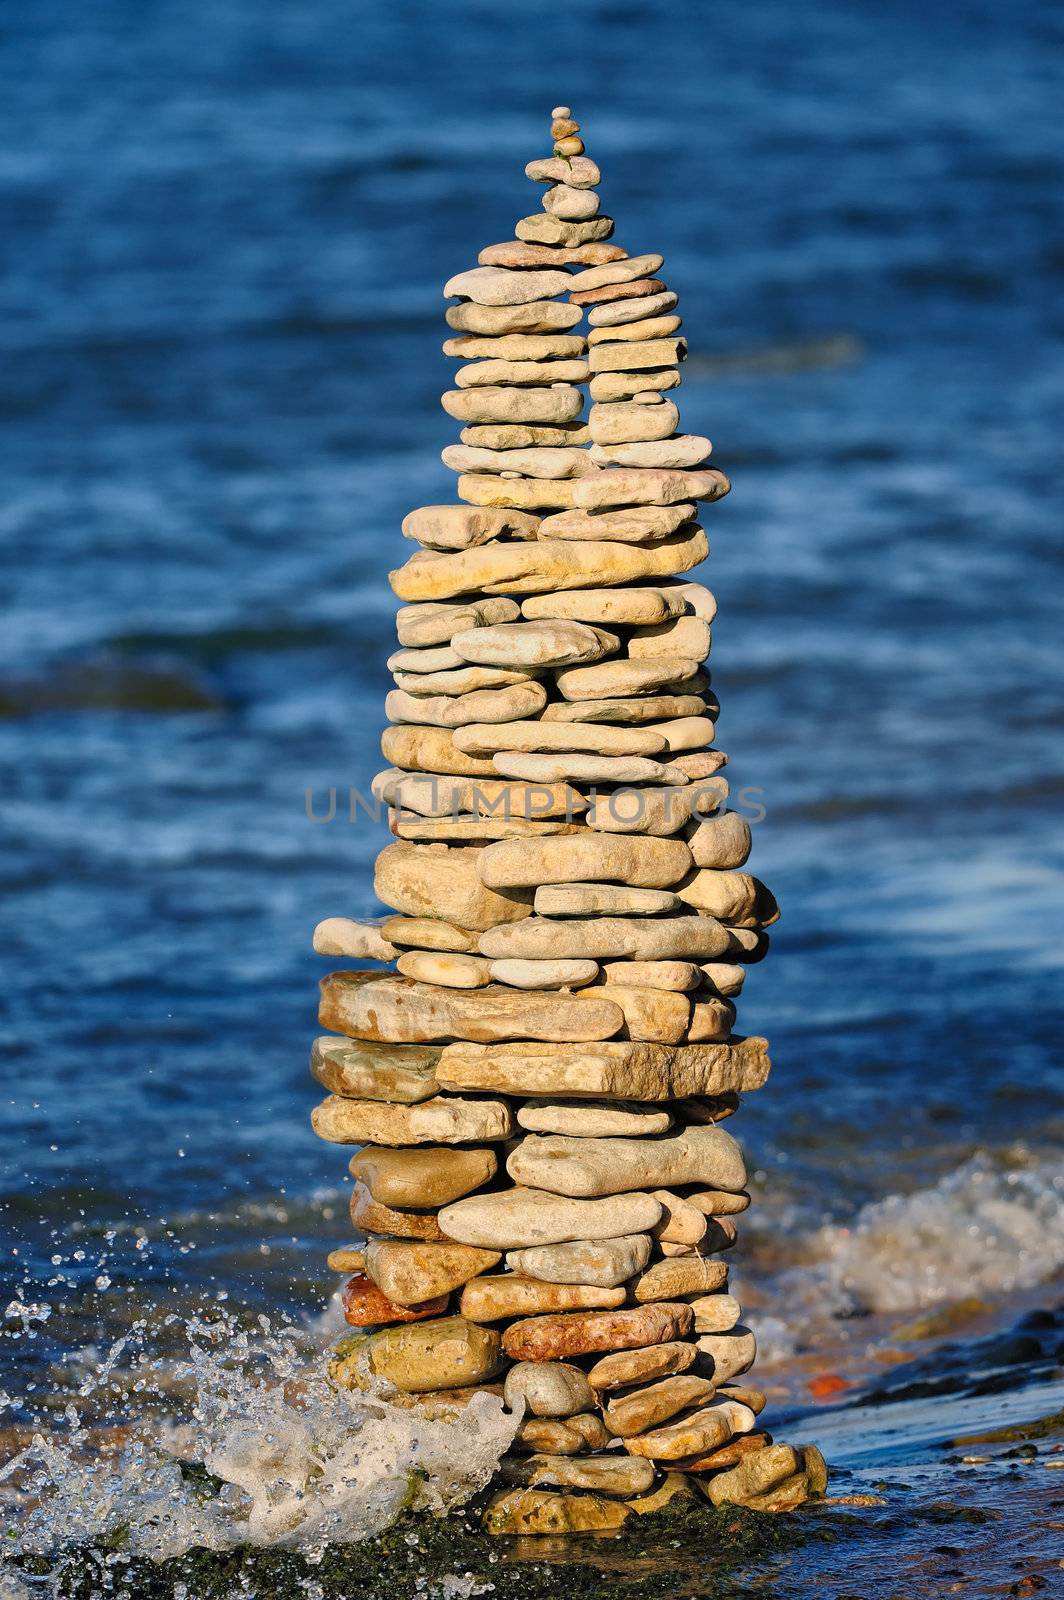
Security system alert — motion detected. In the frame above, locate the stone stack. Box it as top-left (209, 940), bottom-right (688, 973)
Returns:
top-left (312, 108), bottom-right (824, 1529)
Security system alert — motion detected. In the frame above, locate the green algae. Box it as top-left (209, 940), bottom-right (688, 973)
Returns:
top-left (19, 1493), bottom-right (827, 1600)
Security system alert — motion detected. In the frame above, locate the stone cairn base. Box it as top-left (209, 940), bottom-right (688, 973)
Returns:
top-left (311, 108), bottom-right (825, 1534)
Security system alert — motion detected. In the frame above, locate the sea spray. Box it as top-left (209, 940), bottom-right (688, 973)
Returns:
top-left (2, 1311), bottom-right (519, 1567)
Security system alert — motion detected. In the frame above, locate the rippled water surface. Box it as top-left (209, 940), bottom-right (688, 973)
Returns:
top-left (1, 0), bottom-right (1062, 1592)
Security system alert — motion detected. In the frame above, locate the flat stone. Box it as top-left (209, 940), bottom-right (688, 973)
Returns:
top-left (589, 298), bottom-right (679, 331)
top-left (350, 1145), bottom-right (497, 1209)
top-left (436, 1037), bottom-right (770, 1107)
top-left (516, 1414), bottom-right (608, 1454)
top-left (491, 752), bottom-right (689, 787)
top-left (327, 1247), bottom-right (365, 1271)
top-left (452, 360), bottom-right (590, 392)
top-left (679, 1431), bottom-right (770, 1472)
top-left (442, 442), bottom-right (590, 477)
top-left (364, 1240), bottom-right (501, 1306)
top-left (626, 1472), bottom-right (700, 1515)
top-left (375, 841), bottom-right (532, 931)
top-left (311, 1093), bottom-right (513, 1148)
top-left (648, 1190), bottom-right (709, 1244)
top-left (483, 1488), bottom-right (629, 1535)
top-left (522, 585), bottom-right (688, 626)
top-left (623, 1404), bottom-right (734, 1461)
top-left (590, 400), bottom-right (679, 444)
top-left (571, 469), bottom-right (725, 513)
top-left (516, 214), bottom-right (614, 246)
top-left (479, 833), bottom-right (692, 890)
top-left (388, 644), bottom-right (466, 673)
top-left (571, 277), bottom-right (666, 307)
top-left (396, 597), bottom-right (521, 648)
top-left (684, 1188), bottom-right (751, 1216)
top-left (695, 1328), bottom-right (757, 1382)
top-left (500, 1454), bottom-right (654, 1497)
top-left (444, 266), bottom-right (573, 306)
top-left (360, 1317), bottom-right (504, 1394)
top-left (503, 1303), bottom-right (692, 1362)
top-left (689, 812), bottom-right (752, 869)
top-left (382, 726), bottom-right (497, 779)
top-left (488, 958), bottom-right (600, 989)
top-left (380, 771), bottom-right (585, 820)
top-left (590, 369), bottom-right (683, 401)
top-left (311, 917), bottom-right (396, 960)
top-left (319, 971), bottom-right (623, 1045)
top-left (456, 474), bottom-right (581, 510)
top-left (451, 621), bottom-right (616, 670)
top-left (460, 1276), bottom-right (625, 1322)
top-left (589, 338), bottom-right (687, 374)
top-left (505, 1234), bottom-right (651, 1288)
top-left (391, 664), bottom-right (540, 697)
top-left (395, 951), bottom-right (492, 988)
top-left (629, 615), bottom-right (711, 661)
top-left (533, 883), bottom-right (681, 917)
top-left (508, 1126), bottom-right (744, 1198)
top-left (393, 814), bottom-right (581, 844)
top-left (381, 916), bottom-right (479, 952)
top-left (445, 300), bottom-right (583, 335)
top-left (441, 385), bottom-right (583, 424)
top-left (401, 505), bottom-right (539, 551)
top-left (542, 182), bottom-right (601, 220)
top-left (341, 1276), bottom-right (450, 1327)
top-left (543, 693), bottom-right (707, 725)
top-left (444, 333), bottom-right (586, 361)
top-left (538, 503), bottom-right (693, 543)
top-left (438, 1187), bottom-right (662, 1249)
top-left (389, 526), bottom-right (709, 601)
top-left (587, 1341), bottom-right (697, 1392)
top-left (309, 1036), bottom-right (441, 1103)
top-left (705, 1444), bottom-right (801, 1507)
top-left (479, 241), bottom-right (624, 268)
top-left (633, 1257), bottom-right (730, 1301)
top-left (645, 715), bottom-right (716, 754)
top-left (475, 916), bottom-right (735, 963)
top-left (460, 421), bottom-right (590, 449)
top-left (555, 656), bottom-right (701, 702)
top-left (586, 783), bottom-right (727, 837)
top-left (456, 722), bottom-right (665, 758)
top-left (604, 1375), bottom-right (718, 1438)
top-left (568, 255), bottom-right (664, 291)
top-left (503, 1360), bottom-right (594, 1417)
top-left (592, 436), bottom-right (712, 470)
top-left (385, 680), bottom-right (548, 729)
top-left (524, 155), bottom-right (601, 188)
top-left (516, 1100), bottom-right (671, 1137)
top-left (603, 960), bottom-right (701, 990)
top-left (351, 1181), bottom-right (446, 1241)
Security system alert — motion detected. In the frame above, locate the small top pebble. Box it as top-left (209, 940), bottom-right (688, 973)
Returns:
top-left (551, 105), bottom-right (571, 120)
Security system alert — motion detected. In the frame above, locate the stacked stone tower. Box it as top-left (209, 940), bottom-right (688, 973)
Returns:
top-left (312, 108), bottom-right (824, 1527)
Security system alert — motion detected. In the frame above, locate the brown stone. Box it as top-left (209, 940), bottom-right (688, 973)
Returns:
top-left (587, 1340), bottom-right (698, 1391)
top-left (382, 725), bottom-right (497, 778)
top-left (459, 1276), bottom-right (626, 1322)
top-left (623, 1405), bottom-right (733, 1462)
top-left (364, 1240), bottom-right (501, 1306)
top-left (633, 1258), bottom-right (730, 1302)
top-left (704, 1443), bottom-right (800, 1506)
top-left (435, 1037), bottom-right (772, 1101)
top-left (676, 1431), bottom-right (770, 1472)
top-left (341, 1275), bottom-right (448, 1327)
top-left (319, 971), bottom-right (624, 1045)
top-left (312, 1093), bottom-right (512, 1148)
top-left (483, 1488), bottom-right (630, 1535)
top-left (349, 1145), bottom-right (497, 1209)
top-left (310, 1036), bottom-right (441, 1104)
top-left (478, 241), bottom-right (626, 268)
top-left (478, 832), bottom-right (692, 889)
top-left (350, 1181), bottom-right (446, 1241)
top-left (603, 1374), bottom-right (718, 1437)
top-left (502, 1302), bottom-right (693, 1362)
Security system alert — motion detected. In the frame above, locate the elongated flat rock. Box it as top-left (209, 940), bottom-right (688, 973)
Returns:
top-left (622, 1404), bottom-right (733, 1461)
top-left (389, 527), bottom-right (709, 601)
top-left (443, 333), bottom-right (586, 361)
top-left (445, 300), bottom-right (583, 335)
top-left (488, 958), bottom-right (599, 989)
top-left (459, 1276), bottom-right (625, 1322)
top-left (450, 621), bottom-right (616, 670)
top-left (506, 1234), bottom-right (652, 1288)
top-left (491, 752), bottom-right (689, 787)
top-left (507, 1126), bottom-right (745, 1197)
top-left (455, 721), bottom-right (666, 758)
top-left (516, 214), bottom-right (613, 246)
top-left (396, 597), bottom-right (521, 648)
top-left (502, 1303), bottom-right (693, 1362)
top-left (478, 241), bottom-right (624, 268)
top-left (478, 833), bottom-right (692, 889)
top-left (319, 971), bottom-right (625, 1045)
top-left (499, 1454), bottom-right (654, 1497)
top-left (604, 1375), bottom-right (718, 1438)
top-left (310, 1036), bottom-right (441, 1103)
top-left (438, 1187), bottom-right (662, 1248)
top-left (312, 1092), bottom-right (512, 1147)
top-left (590, 369), bottom-right (682, 401)
top-left (375, 841), bottom-right (532, 931)
top-left (380, 771), bottom-right (585, 820)
top-left (385, 679), bottom-right (547, 729)
top-left (311, 916), bottom-right (396, 960)
top-left (352, 1317), bottom-right (504, 1394)
top-left (402, 506), bottom-right (540, 551)
top-left (522, 586), bottom-right (688, 626)
top-left (516, 1100), bottom-right (672, 1137)
top-left (477, 915), bottom-right (733, 963)
top-left (525, 156), bottom-right (601, 188)
top-left (587, 1341), bottom-right (698, 1392)
top-left (381, 726), bottom-right (498, 778)
top-left (568, 255), bottom-right (664, 291)
top-left (445, 266), bottom-right (573, 305)
top-left (543, 694), bottom-right (707, 725)
top-left (441, 386), bottom-right (583, 424)
top-left (588, 338), bottom-right (687, 373)
top-left (572, 469), bottom-right (725, 509)
top-left (442, 444), bottom-right (591, 478)
top-left (534, 883), bottom-right (680, 917)
top-left (589, 400), bottom-right (679, 445)
top-left (436, 1038), bottom-right (772, 1101)
top-left (633, 1257), bottom-right (731, 1301)
top-left (592, 436), bottom-right (712, 470)
top-left (395, 951), bottom-right (492, 988)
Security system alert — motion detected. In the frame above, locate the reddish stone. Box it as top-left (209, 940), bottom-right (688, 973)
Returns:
top-left (502, 1302), bottom-right (692, 1362)
top-left (672, 1431), bottom-right (772, 1472)
top-left (478, 242), bottom-right (626, 269)
top-left (569, 278), bottom-right (667, 306)
top-left (341, 1275), bottom-right (448, 1328)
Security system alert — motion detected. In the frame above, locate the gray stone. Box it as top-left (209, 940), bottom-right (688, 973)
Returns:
top-left (438, 1186), bottom-right (663, 1248)
top-left (444, 266), bottom-right (572, 305)
top-left (505, 1234), bottom-right (652, 1288)
top-left (507, 1125), bottom-right (746, 1197)
top-left (503, 1361), bottom-right (595, 1417)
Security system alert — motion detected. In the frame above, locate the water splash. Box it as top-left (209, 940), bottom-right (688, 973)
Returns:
top-left (1, 1310), bottom-right (519, 1568)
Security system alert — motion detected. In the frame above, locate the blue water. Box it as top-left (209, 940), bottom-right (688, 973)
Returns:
top-left (1, 0), bottom-right (1062, 1439)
